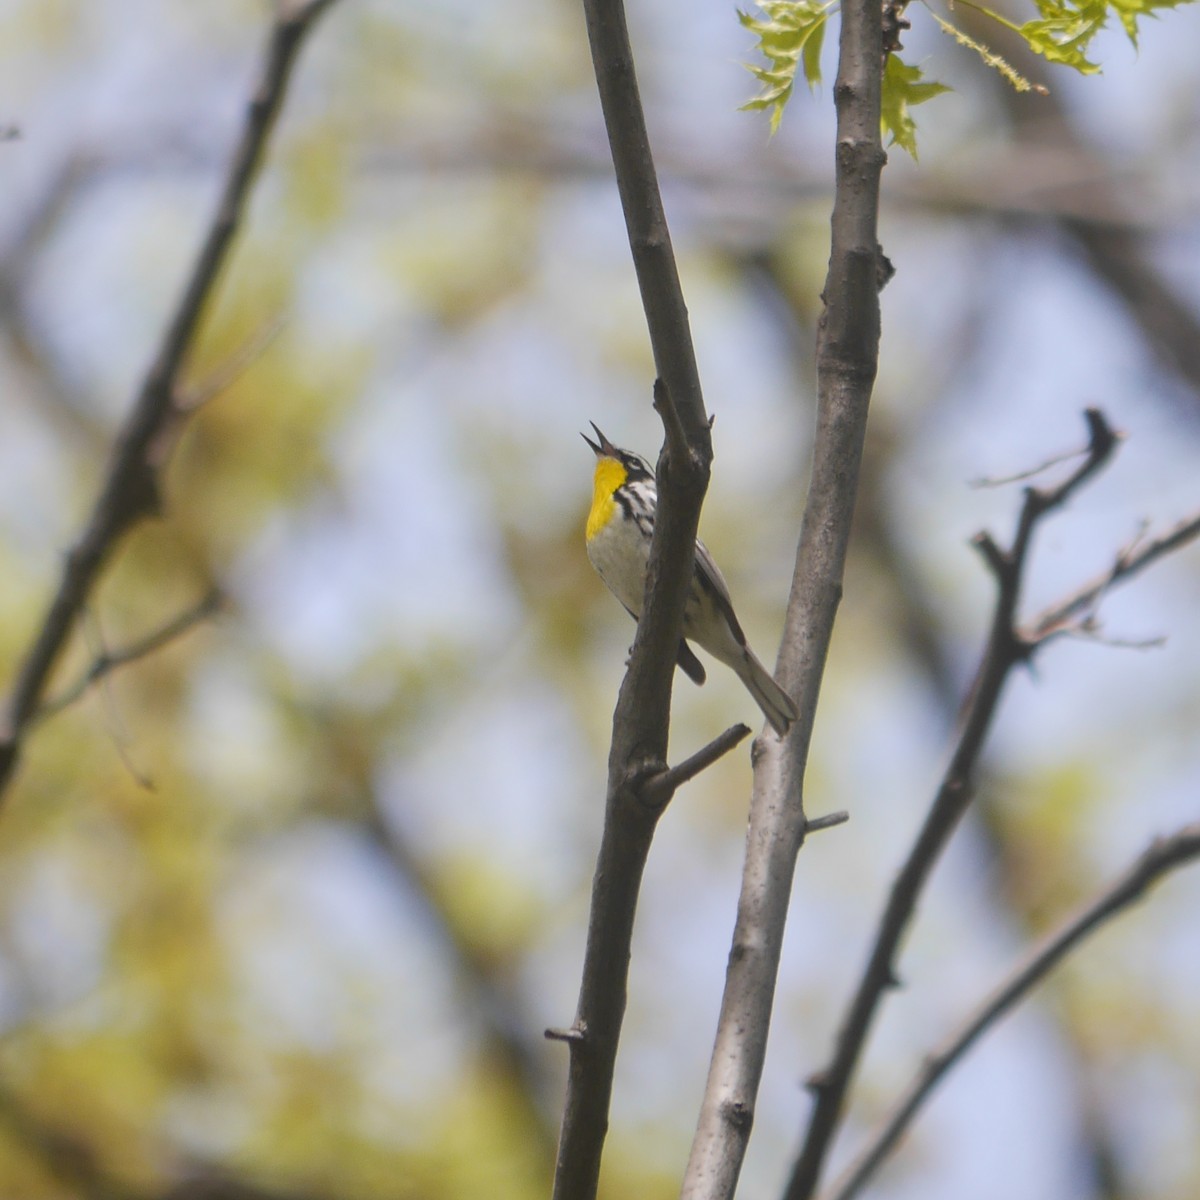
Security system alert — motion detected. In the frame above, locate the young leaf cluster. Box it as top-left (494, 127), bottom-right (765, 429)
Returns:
top-left (881, 54), bottom-right (950, 157)
top-left (740, 0), bottom-right (1195, 154)
top-left (738, 0), bottom-right (834, 133)
top-left (738, 0), bottom-right (950, 154)
top-left (1013, 0), bottom-right (1188, 74)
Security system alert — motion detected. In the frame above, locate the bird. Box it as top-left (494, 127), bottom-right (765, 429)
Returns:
top-left (582, 422), bottom-right (798, 736)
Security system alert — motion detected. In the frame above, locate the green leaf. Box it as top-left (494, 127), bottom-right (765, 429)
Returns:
top-left (1107, 0), bottom-right (1188, 47)
top-left (1011, 0), bottom-right (1190, 68)
top-left (802, 12), bottom-right (828, 86)
top-left (1018, 0), bottom-right (1109, 73)
top-left (880, 55), bottom-right (950, 160)
top-left (738, 0), bottom-right (836, 132)
top-left (949, 0), bottom-right (1189, 75)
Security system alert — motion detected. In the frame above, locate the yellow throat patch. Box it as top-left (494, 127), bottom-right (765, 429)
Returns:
top-left (586, 457), bottom-right (628, 541)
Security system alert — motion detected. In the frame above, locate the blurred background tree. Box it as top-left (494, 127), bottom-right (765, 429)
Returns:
top-left (0, 1), bottom-right (1198, 1199)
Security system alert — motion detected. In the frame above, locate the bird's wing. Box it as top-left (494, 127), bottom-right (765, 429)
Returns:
top-left (693, 536), bottom-right (747, 645)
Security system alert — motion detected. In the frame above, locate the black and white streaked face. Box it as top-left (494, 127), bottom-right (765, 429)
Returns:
top-left (582, 422), bottom-right (654, 487)
top-left (612, 446), bottom-right (653, 485)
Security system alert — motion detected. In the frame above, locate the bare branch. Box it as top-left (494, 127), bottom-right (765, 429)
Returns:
top-left (824, 822), bottom-right (1200, 1200)
top-left (0, 0), bottom-right (339, 803)
top-left (551, 0), bottom-right (713, 1195)
top-left (969, 446), bottom-right (1088, 489)
top-left (969, 411), bottom-right (1119, 495)
top-left (545, 1025), bottom-right (586, 1045)
top-left (805, 811), bottom-right (850, 835)
top-left (782, 407), bottom-right (1200, 1200)
top-left (680, 0), bottom-right (887, 1195)
top-left (642, 724), bottom-right (752, 806)
top-left (1026, 509), bottom-right (1200, 643)
top-left (34, 589), bottom-right (223, 724)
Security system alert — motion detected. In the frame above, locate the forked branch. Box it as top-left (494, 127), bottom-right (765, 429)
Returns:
top-left (788, 409), bottom-right (1114, 1199)
top-left (0, 0), bottom-right (339, 803)
top-left (787, 409), bottom-right (1200, 1200)
top-left (34, 588), bottom-right (223, 723)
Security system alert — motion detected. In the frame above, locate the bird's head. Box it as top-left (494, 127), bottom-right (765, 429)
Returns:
top-left (582, 422), bottom-right (652, 497)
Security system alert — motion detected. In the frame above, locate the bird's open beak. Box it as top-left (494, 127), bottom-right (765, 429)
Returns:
top-left (581, 421), bottom-right (617, 457)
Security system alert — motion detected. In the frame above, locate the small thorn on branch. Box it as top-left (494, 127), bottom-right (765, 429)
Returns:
top-left (970, 531), bottom-right (1009, 581)
top-left (806, 810), bottom-right (850, 835)
top-left (545, 1024), bottom-right (587, 1044)
top-left (875, 246), bottom-right (895, 292)
top-left (1082, 405), bottom-right (1121, 456)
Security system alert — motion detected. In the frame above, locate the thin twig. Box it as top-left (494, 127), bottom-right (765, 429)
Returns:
top-left (969, 444), bottom-right (1092, 489)
top-left (824, 822), bottom-right (1200, 1200)
top-left (785, 409), bottom-right (1121, 1200)
top-left (175, 313), bottom-right (288, 411)
top-left (642, 724), bottom-right (751, 806)
top-left (1025, 509), bottom-right (1200, 643)
top-left (680, 0), bottom-right (887, 1195)
top-left (550, 1), bottom-right (713, 1196)
top-left (806, 811), bottom-right (850, 834)
top-left (0, 0), bottom-right (339, 803)
top-left (34, 589), bottom-right (223, 724)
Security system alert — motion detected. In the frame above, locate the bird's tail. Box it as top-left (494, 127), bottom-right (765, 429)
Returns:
top-left (736, 648), bottom-right (798, 737)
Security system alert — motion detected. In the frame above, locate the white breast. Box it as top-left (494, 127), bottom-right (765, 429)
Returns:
top-left (587, 515), bottom-right (651, 616)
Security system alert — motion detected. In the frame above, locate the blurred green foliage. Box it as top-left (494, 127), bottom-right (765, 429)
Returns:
top-left (0, 2), bottom-right (1198, 1200)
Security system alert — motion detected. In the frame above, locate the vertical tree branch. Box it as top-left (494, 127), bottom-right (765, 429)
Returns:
top-left (680, 0), bottom-right (886, 1195)
top-left (0, 0), bottom-right (340, 803)
top-left (550, 3), bottom-right (713, 1198)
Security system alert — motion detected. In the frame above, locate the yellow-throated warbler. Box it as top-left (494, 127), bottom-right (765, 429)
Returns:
top-left (583, 423), bottom-right (798, 736)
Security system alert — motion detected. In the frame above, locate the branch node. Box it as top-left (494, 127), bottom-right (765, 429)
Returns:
top-left (875, 246), bottom-right (895, 292)
top-left (642, 724), bottom-right (751, 809)
top-left (1011, 633), bottom-right (1036, 663)
top-left (720, 1098), bottom-right (754, 1134)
